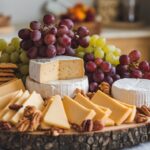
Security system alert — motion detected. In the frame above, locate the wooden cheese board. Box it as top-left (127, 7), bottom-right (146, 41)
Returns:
top-left (0, 122), bottom-right (150, 150)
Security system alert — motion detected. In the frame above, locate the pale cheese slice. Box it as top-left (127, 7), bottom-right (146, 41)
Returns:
top-left (10, 91), bottom-right (44, 124)
top-left (1, 91), bottom-right (30, 121)
top-left (74, 93), bottom-right (108, 120)
top-left (0, 90), bottom-right (23, 119)
top-left (0, 79), bottom-right (25, 97)
top-left (91, 90), bottom-right (132, 125)
top-left (0, 90), bottom-right (20, 110)
top-left (43, 95), bottom-right (70, 129)
top-left (63, 96), bottom-right (96, 126)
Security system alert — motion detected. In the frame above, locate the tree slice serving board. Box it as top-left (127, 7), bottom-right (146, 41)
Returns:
top-left (0, 122), bottom-right (150, 150)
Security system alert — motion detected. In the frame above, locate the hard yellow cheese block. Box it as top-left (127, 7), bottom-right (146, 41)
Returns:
top-left (97, 105), bottom-right (112, 117)
top-left (0, 79), bottom-right (25, 97)
top-left (42, 95), bottom-right (70, 129)
top-left (1, 91), bottom-right (30, 121)
top-left (63, 96), bottom-right (96, 126)
top-left (0, 90), bottom-right (20, 110)
top-left (10, 91), bottom-right (44, 124)
top-left (91, 91), bottom-right (132, 125)
top-left (0, 90), bottom-right (23, 119)
top-left (74, 93), bottom-right (109, 120)
top-left (103, 118), bottom-right (115, 126)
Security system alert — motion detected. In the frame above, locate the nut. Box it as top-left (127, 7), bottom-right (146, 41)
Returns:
top-left (140, 105), bottom-right (150, 117)
top-left (71, 123), bottom-right (82, 132)
top-left (93, 120), bottom-right (104, 131)
top-left (81, 119), bottom-right (93, 132)
top-left (74, 88), bottom-right (87, 98)
top-left (16, 118), bottom-right (30, 132)
top-left (24, 106), bottom-right (37, 119)
top-left (86, 92), bottom-right (95, 99)
top-left (0, 121), bottom-right (12, 130)
top-left (99, 82), bottom-right (110, 95)
top-left (9, 104), bottom-right (23, 111)
top-left (135, 113), bottom-right (148, 123)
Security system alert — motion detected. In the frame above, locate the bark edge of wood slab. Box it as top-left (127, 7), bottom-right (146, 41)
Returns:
top-left (0, 123), bottom-right (150, 150)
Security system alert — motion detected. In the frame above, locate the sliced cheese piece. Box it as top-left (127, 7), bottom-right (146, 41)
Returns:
top-left (91, 90), bottom-right (132, 125)
top-left (74, 93), bottom-right (109, 120)
top-left (103, 118), bottom-right (115, 126)
top-left (97, 105), bottom-right (112, 116)
top-left (119, 101), bottom-right (136, 123)
top-left (42, 95), bottom-right (70, 129)
top-left (63, 96), bottom-right (96, 126)
top-left (29, 56), bottom-right (84, 83)
top-left (10, 91), bottom-right (44, 124)
top-left (0, 79), bottom-right (25, 97)
top-left (0, 90), bottom-right (23, 119)
top-left (1, 91), bottom-right (30, 121)
top-left (26, 76), bottom-right (89, 98)
top-left (0, 90), bottom-right (20, 110)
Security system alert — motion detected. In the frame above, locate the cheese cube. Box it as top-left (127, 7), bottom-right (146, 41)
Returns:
top-left (29, 56), bottom-right (84, 83)
top-left (74, 93), bottom-right (109, 120)
top-left (63, 96), bottom-right (96, 125)
top-left (91, 91), bottom-right (132, 125)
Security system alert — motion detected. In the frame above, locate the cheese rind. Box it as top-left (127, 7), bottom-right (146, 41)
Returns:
top-left (29, 56), bottom-right (84, 83)
top-left (91, 91), bottom-right (132, 125)
top-left (43, 95), bottom-right (70, 129)
top-left (74, 93), bottom-right (109, 120)
top-left (26, 76), bottom-right (89, 98)
top-left (10, 91), bottom-right (44, 124)
top-left (63, 96), bottom-right (96, 125)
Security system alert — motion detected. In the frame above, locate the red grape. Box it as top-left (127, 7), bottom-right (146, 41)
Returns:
top-left (56, 45), bottom-right (66, 55)
top-left (143, 72), bottom-right (150, 79)
top-left (71, 39), bottom-right (79, 49)
top-left (104, 76), bottom-right (113, 85)
top-left (116, 64), bottom-right (128, 75)
top-left (50, 27), bottom-right (57, 35)
top-left (30, 30), bottom-right (41, 41)
top-left (121, 72), bottom-right (130, 78)
top-left (77, 26), bottom-right (89, 37)
top-left (30, 21), bottom-right (41, 30)
top-left (139, 60), bottom-right (150, 72)
top-left (57, 25), bottom-right (69, 36)
top-left (44, 34), bottom-right (56, 45)
top-left (34, 39), bottom-right (43, 47)
top-left (18, 29), bottom-right (31, 40)
top-left (86, 61), bottom-right (97, 72)
top-left (119, 55), bottom-right (130, 65)
top-left (95, 58), bottom-right (103, 67)
top-left (20, 40), bottom-right (33, 50)
top-left (130, 70), bottom-right (143, 78)
top-left (45, 45), bottom-right (56, 58)
top-left (107, 66), bottom-right (116, 76)
top-left (93, 69), bottom-right (104, 83)
top-left (100, 61), bottom-right (112, 73)
top-left (43, 14), bottom-right (55, 25)
top-left (65, 47), bottom-right (75, 56)
top-left (86, 73), bottom-right (93, 82)
top-left (67, 30), bottom-right (74, 38)
top-left (112, 74), bottom-right (120, 81)
top-left (129, 50), bottom-right (141, 62)
top-left (89, 82), bottom-right (98, 92)
top-left (38, 46), bottom-right (46, 57)
top-left (84, 53), bottom-right (94, 62)
top-left (78, 36), bottom-right (90, 48)
top-left (58, 34), bottom-right (71, 47)
top-left (59, 19), bottom-right (74, 29)
top-left (27, 47), bottom-right (38, 59)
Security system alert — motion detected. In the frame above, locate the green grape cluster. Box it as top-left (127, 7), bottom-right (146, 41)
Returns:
top-left (0, 38), bottom-right (29, 81)
top-left (76, 35), bottom-right (121, 66)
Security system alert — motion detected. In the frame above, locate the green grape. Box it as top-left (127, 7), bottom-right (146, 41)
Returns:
top-left (103, 45), bottom-right (116, 54)
top-left (19, 51), bottom-right (29, 64)
top-left (76, 46), bottom-right (85, 53)
top-left (76, 52), bottom-right (85, 58)
top-left (6, 45), bottom-right (15, 54)
top-left (106, 53), bottom-right (114, 64)
top-left (113, 48), bottom-right (121, 56)
top-left (20, 64), bottom-right (29, 75)
top-left (94, 47), bottom-right (104, 59)
top-left (0, 52), bottom-right (10, 62)
top-left (95, 37), bottom-right (106, 48)
top-left (10, 51), bottom-right (19, 63)
top-left (11, 37), bottom-right (20, 49)
top-left (0, 39), bottom-right (7, 51)
top-left (85, 46), bottom-right (94, 53)
top-left (89, 34), bottom-right (99, 46)
top-left (113, 56), bottom-right (120, 66)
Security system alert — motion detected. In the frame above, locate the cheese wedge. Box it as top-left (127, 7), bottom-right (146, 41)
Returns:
top-left (1, 91), bottom-right (30, 121)
top-left (10, 91), bottom-right (44, 124)
top-left (0, 90), bottom-right (20, 110)
top-left (74, 93), bottom-right (109, 120)
top-left (104, 118), bottom-right (115, 126)
top-left (119, 101), bottom-right (136, 123)
top-left (97, 105), bottom-right (112, 116)
top-left (0, 90), bottom-right (23, 119)
top-left (63, 96), bottom-right (96, 125)
top-left (42, 95), bottom-right (70, 129)
top-left (91, 91), bottom-right (132, 125)
top-left (0, 79), bottom-right (25, 97)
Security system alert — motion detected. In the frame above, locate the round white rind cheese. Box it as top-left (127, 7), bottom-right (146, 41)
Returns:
top-left (26, 76), bottom-right (89, 98)
top-left (112, 78), bottom-right (150, 107)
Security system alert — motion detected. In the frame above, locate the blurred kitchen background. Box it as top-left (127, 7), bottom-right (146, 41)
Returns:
top-left (0, 0), bottom-right (150, 60)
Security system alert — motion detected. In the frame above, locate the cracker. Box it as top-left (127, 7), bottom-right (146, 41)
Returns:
top-left (0, 77), bottom-right (15, 81)
top-left (0, 72), bottom-right (16, 77)
top-left (0, 63), bottom-right (18, 69)
top-left (0, 69), bottom-right (14, 73)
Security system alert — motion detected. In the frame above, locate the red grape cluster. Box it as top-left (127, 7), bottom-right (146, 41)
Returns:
top-left (18, 14), bottom-right (90, 59)
top-left (116, 50), bottom-right (150, 79)
top-left (84, 53), bottom-right (121, 92)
